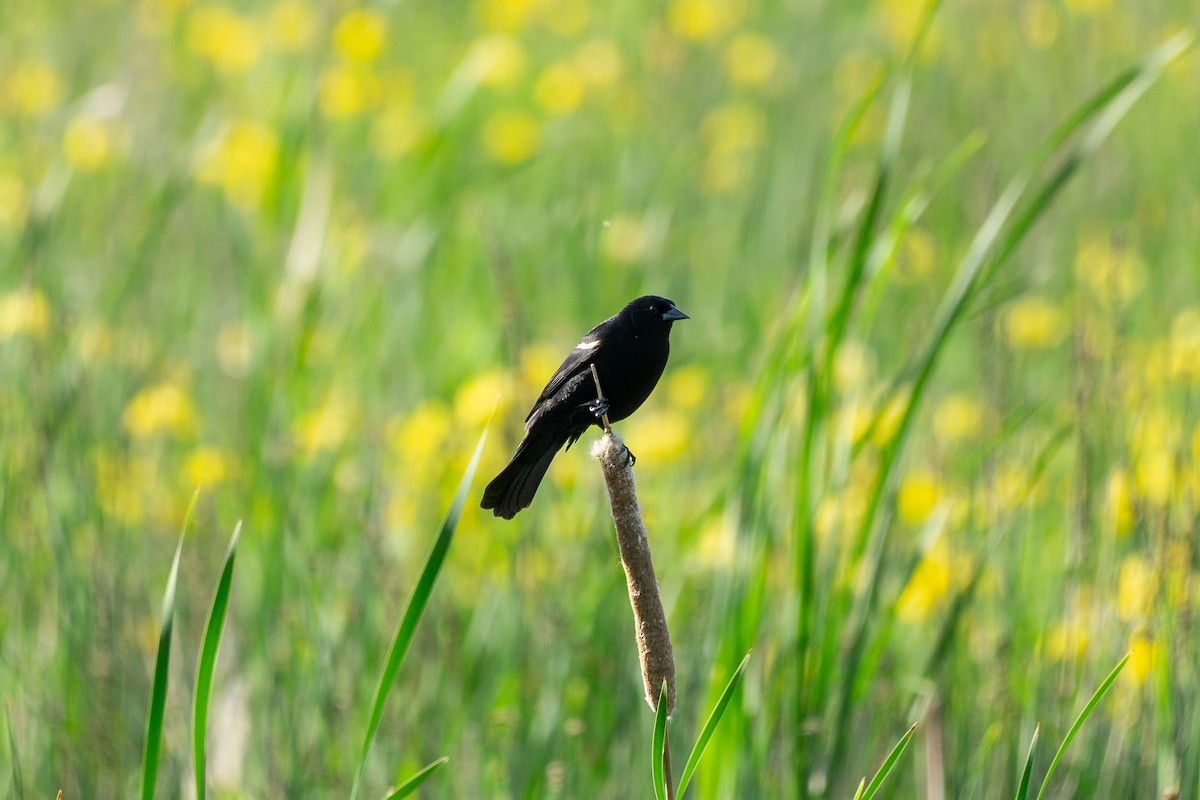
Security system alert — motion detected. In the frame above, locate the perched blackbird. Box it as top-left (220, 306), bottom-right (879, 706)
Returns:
top-left (481, 295), bottom-right (689, 519)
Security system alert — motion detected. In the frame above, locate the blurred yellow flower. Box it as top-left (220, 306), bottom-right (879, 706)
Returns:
top-left (333, 9), bottom-right (387, 63)
top-left (573, 39), bottom-right (623, 87)
top-left (876, 0), bottom-right (939, 57)
top-left (1134, 449), bottom-right (1174, 506)
top-left (667, 0), bottom-right (740, 41)
top-left (1103, 468), bottom-right (1134, 537)
top-left (187, 6), bottom-right (261, 73)
top-left (475, 0), bottom-right (541, 31)
top-left (600, 214), bottom-right (651, 265)
top-left (3, 58), bottom-right (63, 116)
top-left (1001, 296), bottom-right (1068, 350)
top-left (123, 382), bottom-right (198, 439)
top-left (0, 173), bottom-right (27, 230)
top-left (897, 228), bottom-right (936, 282)
top-left (371, 106), bottom-right (429, 162)
top-left (75, 320), bottom-right (113, 362)
top-left (388, 400), bottom-right (453, 467)
top-left (269, 1), bottom-right (317, 51)
top-left (1117, 556), bottom-right (1154, 622)
top-left (833, 341), bottom-right (873, 393)
top-left (666, 365), bottom-right (707, 411)
top-left (1044, 615), bottom-right (1089, 661)
top-left (871, 389), bottom-right (909, 447)
top-left (294, 394), bottom-right (356, 456)
top-left (896, 541), bottom-right (960, 622)
top-left (519, 343), bottom-right (560, 390)
top-left (542, 0), bottom-right (589, 35)
top-left (482, 110), bottom-right (541, 164)
top-left (0, 288), bottom-right (51, 341)
top-left (467, 35), bottom-right (527, 87)
top-left (216, 322), bottom-right (253, 377)
top-left (1021, 1), bottom-right (1059, 48)
top-left (690, 516), bottom-right (738, 570)
top-left (625, 409), bottom-right (690, 464)
top-left (700, 102), bottom-right (766, 193)
top-left (1125, 634), bottom-right (1159, 688)
top-left (1168, 308), bottom-right (1200, 379)
top-left (1074, 233), bottom-right (1143, 308)
top-left (724, 33), bottom-right (778, 86)
top-left (897, 468), bottom-right (942, 525)
top-left (455, 369), bottom-right (511, 427)
top-left (63, 116), bottom-right (112, 171)
top-left (318, 65), bottom-right (381, 118)
top-left (95, 452), bottom-right (160, 526)
top-left (195, 120), bottom-right (279, 210)
top-left (534, 62), bottom-right (585, 116)
top-left (183, 446), bottom-right (230, 486)
top-left (933, 394), bottom-right (983, 444)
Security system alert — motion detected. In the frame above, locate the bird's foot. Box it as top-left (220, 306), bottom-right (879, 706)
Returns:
top-left (623, 445), bottom-right (636, 468)
top-left (588, 396), bottom-right (610, 420)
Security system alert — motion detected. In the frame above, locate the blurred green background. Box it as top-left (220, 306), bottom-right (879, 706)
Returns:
top-left (3, 0), bottom-right (1200, 797)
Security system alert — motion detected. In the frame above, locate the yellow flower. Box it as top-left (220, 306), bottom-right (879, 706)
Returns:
top-left (0, 172), bottom-right (27, 231)
top-left (666, 365), bottom-right (707, 411)
top-left (183, 446), bottom-right (230, 486)
top-left (1074, 232), bottom-right (1143, 308)
top-left (388, 400), bottom-right (453, 467)
top-left (123, 382), bottom-right (198, 439)
top-left (1044, 615), bottom-right (1089, 661)
top-left (63, 116), bottom-right (112, 171)
top-left (75, 320), bottom-right (114, 362)
top-left (896, 541), bottom-right (959, 622)
top-left (1125, 634), bottom-right (1159, 688)
top-left (871, 389), bottom-right (909, 447)
top-left (667, 0), bottom-right (739, 41)
top-left (933, 394), bottom-right (983, 444)
top-left (466, 35), bottom-right (527, 87)
top-left (294, 394), bottom-right (356, 456)
top-left (195, 120), bottom-right (279, 210)
top-left (897, 228), bottom-right (936, 283)
top-left (3, 58), bottom-right (63, 116)
top-left (690, 517), bottom-right (738, 570)
top-left (1001, 296), bottom-right (1068, 350)
top-left (600, 213), bottom-right (652, 265)
top-left (724, 33), bottom-right (778, 86)
top-left (269, 1), bottom-right (317, 51)
top-left (474, 0), bottom-right (541, 31)
top-left (1134, 449), bottom-right (1174, 506)
top-left (0, 288), bottom-right (51, 341)
top-left (700, 102), bottom-right (766, 193)
top-left (482, 110), bottom-right (541, 164)
top-left (534, 62), bottom-right (585, 116)
top-left (455, 368), bottom-right (512, 427)
top-left (1103, 469), bottom-right (1134, 537)
top-left (1168, 308), bottom-right (1200, 379)
top-left (1021, 1), bottom-right (1059, 48)
top-left (624, 409), bottom-right (690, 464)
top-left (876, 0), bottom-right (940, 57)
top-left (896, 468), bottom-right (942, 525)
top-left (573, 39), bottom-right (623, 87)
top-left (833, 341), bottom-right (873, 393)
top-left (542, 0), bottom-right (589, 35)
top-left (333, 9), bottom-right (387, 63)
top-left (318, 65), bottom-right (381, 118)
top-left (519, 344), bottom-right (561, 391)
top-left (371, 106), bottom-right (429, 162)
top-left (187, 6), bottom-right (261, 73)
top-left (1117, 556), bottom-right (1154, 622)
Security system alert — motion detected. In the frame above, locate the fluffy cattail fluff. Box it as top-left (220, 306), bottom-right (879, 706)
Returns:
top-left (591, 431), bottom-right (676, 716)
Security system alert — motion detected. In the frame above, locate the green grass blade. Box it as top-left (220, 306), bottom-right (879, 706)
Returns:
top-left (349, 425), bottom-right (489, 800)
top-left (678, 650), bottom-right (751, 797)
top-left (651, 681), bottom-right (669, 800)
top-left (1015, 724), bottom-right (1040, 800)
top-left (192, 520), bottom-right (242, 800)
top-left (852, 778), bottom-right (866, 800)
top-left (6, 704), bottom-right (23, 800)
top-left (380, 757), bottom-right (449, 800)
top-left (1034, 653), bottom-right (1131, 800)
top-left (859, 723), bottom-right (917, 800)
top-left (141, 490), bottom-right (200, 800)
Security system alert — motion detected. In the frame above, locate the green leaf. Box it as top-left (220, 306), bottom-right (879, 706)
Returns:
top-left (651, 680), bottom-right (670, 800)
top-left (349, 424), bottom-right (489, 800)
top-left (1015, 724), bottom-right (1040, 800)
top-left (7, 704), bottom-right (23, 800)
top-left (858, 723), bottom-right (917, 800)
top-left (380, 757), bottom-right (449, 800)
top-left (140, 490), bottom-right (200, 800)
top-left (193, 520), bottom-right (242, 800)
top-left (677, 651), bottom-right (751, 797)
top-left (1035, 653), bottom-right (1131, 800)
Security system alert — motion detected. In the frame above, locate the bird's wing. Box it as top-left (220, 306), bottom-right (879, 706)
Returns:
top-left (525, 328), bottom-right (605, 422)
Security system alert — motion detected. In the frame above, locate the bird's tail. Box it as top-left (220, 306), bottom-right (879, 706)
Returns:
top-left (480, 430), bottom-right (568, 519)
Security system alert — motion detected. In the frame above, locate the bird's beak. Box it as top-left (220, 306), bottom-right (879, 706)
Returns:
top-left (662, 305), bottom-right (689, 321)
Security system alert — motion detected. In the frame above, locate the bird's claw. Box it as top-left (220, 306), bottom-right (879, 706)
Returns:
top-left (623, 445), bottom-right (636, 468)
top-left (588, 396), bottom-right (610, 420)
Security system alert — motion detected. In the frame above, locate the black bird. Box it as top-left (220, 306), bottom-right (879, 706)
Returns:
top-left (481, 295), bottom-right (689, 519)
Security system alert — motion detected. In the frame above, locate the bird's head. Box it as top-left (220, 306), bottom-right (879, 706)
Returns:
top-left (628, 295), bottom-right (689, 331)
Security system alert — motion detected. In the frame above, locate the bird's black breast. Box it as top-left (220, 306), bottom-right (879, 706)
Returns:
top-left (592, 331), bottom-right (670, 423)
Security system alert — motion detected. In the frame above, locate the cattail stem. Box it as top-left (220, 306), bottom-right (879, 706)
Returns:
top-left (590, 431), bottom-right (677, 717)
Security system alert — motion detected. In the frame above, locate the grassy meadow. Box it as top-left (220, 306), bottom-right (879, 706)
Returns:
top-left (3, 0), bottom-right (1200, 797)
